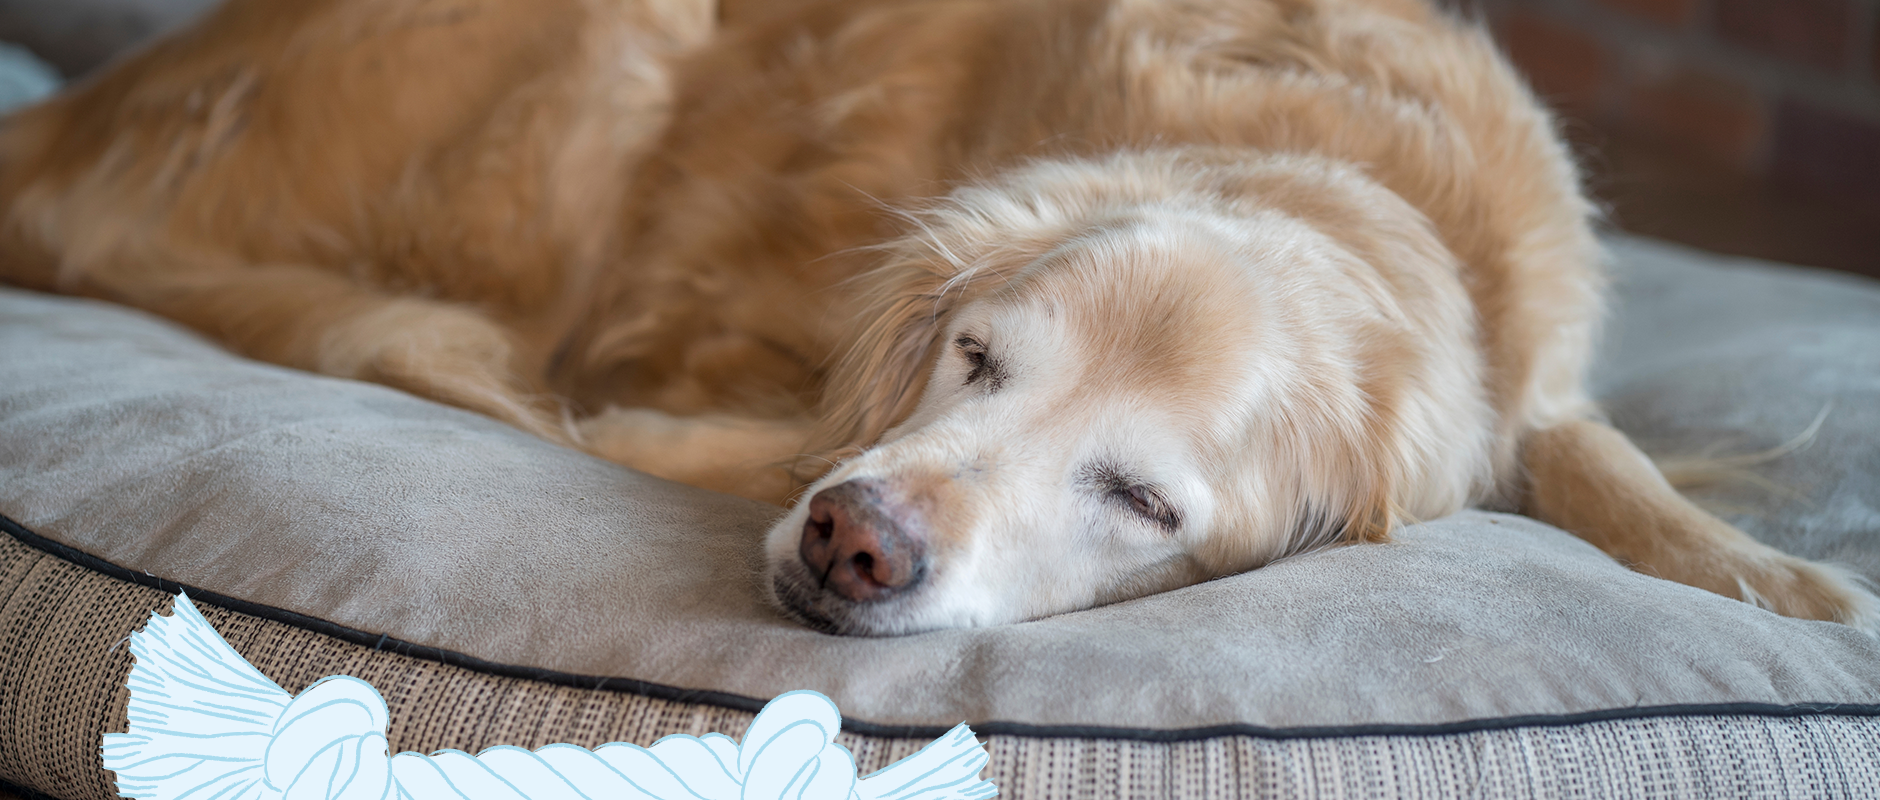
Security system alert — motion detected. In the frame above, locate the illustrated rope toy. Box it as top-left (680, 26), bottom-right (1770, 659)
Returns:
top-left (101, 592), bottom-right (998, 799)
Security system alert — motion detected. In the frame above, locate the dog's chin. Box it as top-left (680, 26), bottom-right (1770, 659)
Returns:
top-left (766, 561), bottom-right (940, 637)
top-left (768, 568), bottom-right (888, 637)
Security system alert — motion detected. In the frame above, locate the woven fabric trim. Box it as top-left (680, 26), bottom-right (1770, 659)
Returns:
top-left (0, 779), bottom-right (56, 800)
top-left (15, 716), bottom-right (1880, 800)
top-left (6, 529), bottom-right (1880, 800)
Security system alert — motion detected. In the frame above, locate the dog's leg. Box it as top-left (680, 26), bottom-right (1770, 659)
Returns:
top-left (579, 407), bottom-right (812, 504)
top-left (81, 259), bottom-right (571, 444)
top-left (1522, 419), bottom-right (1876, 630)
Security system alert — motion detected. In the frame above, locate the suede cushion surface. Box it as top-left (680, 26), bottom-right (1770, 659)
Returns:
top-left (2, 234), bottom-right (1878, 733)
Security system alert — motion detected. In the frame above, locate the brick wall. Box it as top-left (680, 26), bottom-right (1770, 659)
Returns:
top-left (1459, 0), bottom-right (1880, 204)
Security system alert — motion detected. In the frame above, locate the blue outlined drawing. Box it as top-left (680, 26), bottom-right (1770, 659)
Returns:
top-left (101, 592), bottom-right (998, 799)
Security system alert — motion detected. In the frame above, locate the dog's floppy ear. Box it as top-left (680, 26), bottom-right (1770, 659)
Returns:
top-left (1323, 470), bottom-right (1403, 547)
top-left (1337, 400), bottom-right (1410, 547)
top-left (803, 241), bottom-right (1025, 473)
top-left (805, 255), bottom-right (955, 468)
top-left (1277, 439), bottom-right (1404, 560)
top-left (800, 169), bottom-right (1098, 477)
top-left (1270, 332), bottom-right (1422, 560)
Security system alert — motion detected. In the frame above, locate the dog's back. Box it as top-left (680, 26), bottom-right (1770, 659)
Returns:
top-left (1, 0), bottom-right (1870, 630)
top-left (0, 0), bottom-right (1590, 439)
top-left (0, 0), bottom-right (713, 441)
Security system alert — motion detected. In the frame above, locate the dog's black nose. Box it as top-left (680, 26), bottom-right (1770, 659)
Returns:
top-left (799, 479), bottom-right (927, 602)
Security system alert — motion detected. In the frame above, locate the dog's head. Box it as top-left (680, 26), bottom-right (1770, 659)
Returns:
top-left (766, 152), bottom-right (1496, 635)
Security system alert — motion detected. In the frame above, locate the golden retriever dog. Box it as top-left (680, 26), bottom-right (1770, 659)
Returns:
top-left (1, 0), bottom-right (1872, 635)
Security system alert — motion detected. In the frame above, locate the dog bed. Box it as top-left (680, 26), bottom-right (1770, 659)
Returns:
top-left (3, 234), bottom-right (1880, 799)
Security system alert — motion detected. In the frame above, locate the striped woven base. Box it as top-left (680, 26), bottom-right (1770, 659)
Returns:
top-left (5, 532), bottom-right (1878, 799)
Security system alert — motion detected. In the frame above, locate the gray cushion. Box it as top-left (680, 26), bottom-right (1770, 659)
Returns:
top-left (2, 234), bottom-right (1878, 734)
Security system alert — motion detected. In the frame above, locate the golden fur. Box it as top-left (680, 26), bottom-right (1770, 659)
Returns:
top-left (1, 0), bottom-right (1871, 634)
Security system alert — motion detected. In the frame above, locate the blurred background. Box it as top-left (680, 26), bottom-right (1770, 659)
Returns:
top-left (0, 0), bottom-right (1873, 279)
top-left (0, 0), bottom-right (212, 78)
top-left (1451, 0), bottom-right (1879, 279)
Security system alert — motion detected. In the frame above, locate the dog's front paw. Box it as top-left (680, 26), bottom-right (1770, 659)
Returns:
top-left (577, 407), bottom-right (810, 504)
top-left (577, 406), bottom-right (692, 470)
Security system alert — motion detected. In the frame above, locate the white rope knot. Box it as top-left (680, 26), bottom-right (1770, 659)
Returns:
top-left (738, 691), bottom-right (854, 799)
top-left (265, 677), bottom-right (394, 800)
top-left (103, 593), bottom-right (997, 800)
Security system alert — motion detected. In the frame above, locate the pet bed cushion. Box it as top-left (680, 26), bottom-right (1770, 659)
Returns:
top-left (5, 235), bottom-right (1880, 799)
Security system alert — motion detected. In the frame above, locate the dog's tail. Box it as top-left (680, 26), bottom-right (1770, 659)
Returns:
top-left (1653, 403), bottom-right (1829, 503)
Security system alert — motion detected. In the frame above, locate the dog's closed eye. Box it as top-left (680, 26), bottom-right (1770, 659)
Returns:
top-left (954, 335), bottom-right (1005, 391)
top-left (1084, 464), bottom-right (1182, 533)
top-left (1116, 483), bottom-right (1181, 532)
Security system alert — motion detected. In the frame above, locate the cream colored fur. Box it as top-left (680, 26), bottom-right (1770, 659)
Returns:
top-left (0, 0), bottom-right (1870, 634)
